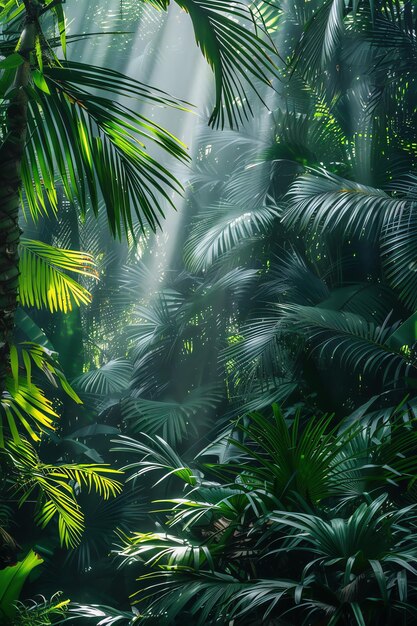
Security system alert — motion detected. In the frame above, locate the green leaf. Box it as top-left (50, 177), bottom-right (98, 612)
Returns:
top-left (0, 550), bottom-right (43, 619)
top-left (32, 69), bottom-right (51, 94)
top-left (174, 0), bottom-right (278, 128)
top-left (0, 52), bottom-right (24, 69)
top-left (51, 1), bottom-right (67, 56)
top-left (19, 239), bottom-right (97, 313)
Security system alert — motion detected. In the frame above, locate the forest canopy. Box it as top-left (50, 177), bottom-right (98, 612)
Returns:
top-left (2, 1), bottom-right (417, 625)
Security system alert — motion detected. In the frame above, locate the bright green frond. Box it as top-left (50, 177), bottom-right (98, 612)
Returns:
top-left (19, 239), bottom-right (97, 313)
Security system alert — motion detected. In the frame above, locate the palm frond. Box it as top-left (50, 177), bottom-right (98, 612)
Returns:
top-left (72, 359), bottom-right (133, 396)
top-left (117, 531), bottom-right (214, 571)
top-left (112, 434), bottom-right (197, 486)
top-left (149, 0), bottom-right (278, 128)
top-left (184, 202), bottom-right (279, 272)
top-left (13, 593), bottom-right (70, 626)
top-left (280, 304), bottom-right (415, 383)
top-left (1, 378), bottom-right (58, 446)
top-left (24, 60), bottom-right (190, 235)
top-left (130, 570), bottom-right (241, 624)
top-left (0, 341), bottom-right (81, 445)
top-left (381, 199), bottom-right (417, 308)
top-left (19, 239), bottom-right (97, 313)
top-left (66, 488), bottom-right (145, 573)
top-left (42, 463), bottom-right (123, 499)
top-left (283, 169), bottom-right (407, 241)
top-left (121, 385), bottom-right (222, 445)
top-left (65, 603), bottom-right (134, 625)
top-left (14, 309), bottom-right (54, 349)
top-left (292, 0), bottom-right (346, 77)
top-left (259, 248), bottom-right (330, 304)
top-left (7, 439), bottom-right (122, 548)
top-left (251, 0), bottom-right (281, 32)
top-left (318, 283), bottom-right (400, 324)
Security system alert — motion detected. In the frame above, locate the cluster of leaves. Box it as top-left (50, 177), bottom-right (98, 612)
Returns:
top-left (6, 0), bottom-right (417, 624)
top-left (52, 1), bottom-right (417, 623)
top-left (108, 405), bottom-right (417, 625)
top-left (0, 0), bottom-right (285, 622)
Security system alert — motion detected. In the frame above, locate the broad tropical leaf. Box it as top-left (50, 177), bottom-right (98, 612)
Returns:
top-left (0, 550), bottom-right (43, 620)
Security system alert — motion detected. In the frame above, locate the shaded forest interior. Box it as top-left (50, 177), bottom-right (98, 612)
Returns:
top-left (2, 1), bottom-right (417, 625)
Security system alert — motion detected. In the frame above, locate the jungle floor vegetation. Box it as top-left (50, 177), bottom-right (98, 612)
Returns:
top-left (2, 0), bottom-right (417, 625)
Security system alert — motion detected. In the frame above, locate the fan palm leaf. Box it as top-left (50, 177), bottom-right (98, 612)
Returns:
top-left (121, 385), bottom-right (222, 445)
top-left (72, 359), bottom-right (133, 396)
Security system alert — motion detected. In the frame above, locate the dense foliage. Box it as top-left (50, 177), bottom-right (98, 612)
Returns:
top-left (2, 0), bottom-right (417, 624)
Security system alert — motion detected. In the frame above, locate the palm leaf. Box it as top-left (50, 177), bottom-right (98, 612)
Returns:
top-left (258, 248), bottom-right (330, 304)
top-left (142, 0), bottom-right (278, 128)
top-left (66, 604), bottom-right (134, 625)
top-left (72, 359), bottom-right (133, 396)
top-left (19, 239), bottom-right (97, 313)
top-left (66, 488), bottom-right (145, 573)
top-left (7, 439), bottom-right (123, 548)
top-left (41, 463), bottom-right (123, 499)
top-left (292, 0), bottom-right (346, 77)
top-left (283, 171), bottom-right (417, 308)
top-left (381, 198), bottom-right (417, 308)
top-left (13, 594), bottom-right (70, 625)
top-left (0, 340), bottom-right (81, 445)
top-left (14, 309), bottom-right (54, 350)
top-left (112, 434), bottom-right (197, 486)
top-left (283, 169), bottom-right (407, 241)
top-left (184, 202), bottom-right (279, 272)
top-left (1, 377), bottom-right (59, 446)
top-left (121, 385), bottom-right (222, 445)
top-left (280, 304), bottom-right (415, 382)
top-left (251, 0), bottom-right (281, 32)
top-left (318, 283), bottom-right (400, 324)
top-left (23, 60), bottom-right (190, 236)
top-left (117, 531), bottom-right (214, 571)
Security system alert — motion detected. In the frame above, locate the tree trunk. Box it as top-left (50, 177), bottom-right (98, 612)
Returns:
top-left (0, 14), bottom-right (37, 395)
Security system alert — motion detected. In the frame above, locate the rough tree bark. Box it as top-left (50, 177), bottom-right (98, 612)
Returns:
top-left (0, 3), bottom-right (38, 395)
